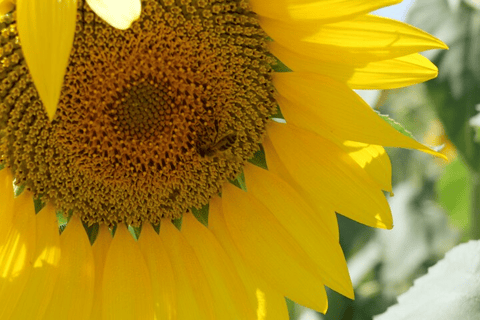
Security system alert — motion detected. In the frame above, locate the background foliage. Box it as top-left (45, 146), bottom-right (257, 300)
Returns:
top-left (290, 0), bottom-right (480, 319)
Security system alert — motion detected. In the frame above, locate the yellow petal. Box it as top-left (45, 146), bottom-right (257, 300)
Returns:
top-left (182, 213), bottom-right (256, 319)
top-left (262, 14), bottom-right (447, 65)
top-left (342, 141), bottom-right (392, 192)
top-left (7, 202), bottom-right (61, 320)
top-left (0, 169), bottom-right (15, 246)
top-left (266, 122), bottom-right (393, 229)
top-left (271, 40), bottom-right (439, 89)
top-left (0, 0), bottom-right (14, 15)
top-left (345, 53), bottom-right (439, 89)
top-left (90, 225), bottom-right (112, 320)
top-left (138, 224), bottom-right (177, 320)
top-left (0, 191), bottom-right (37, 319)
top-left (259, 136), bottom-right (340, 240)
top-left (243, 164), bottom-right (354, 299)
top-left (221, 182), bottom-right (329, 313)
top-left (17, 0), bottom-right (77, 121)
top-left (86, 0), bottom-right (141, 30)
top-left (273, 72), bottom-right (446, 158)
top-left (250, 0), bottom-right (401, 22)
top-left (102, 225), bottom-right (154, 320)
top-left (208, 197), bottom-right (290, 320)
top-left (43, 216), bottom-right (95, 320)
top-left (160, 220), bottom-right (215, 320)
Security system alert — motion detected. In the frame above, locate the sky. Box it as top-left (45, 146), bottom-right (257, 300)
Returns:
top-left (372, 0), bottom-right (415, 21)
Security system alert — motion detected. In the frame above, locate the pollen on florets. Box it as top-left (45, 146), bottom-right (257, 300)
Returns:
top-left (0, 0), bottom-right (276, 226)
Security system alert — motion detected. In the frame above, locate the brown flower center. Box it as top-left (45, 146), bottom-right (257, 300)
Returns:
top-left (0, 0), bottom-right (276, 226)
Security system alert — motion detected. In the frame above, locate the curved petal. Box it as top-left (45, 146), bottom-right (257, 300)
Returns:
top-left (17, 0), bottom-right (77, 120)
top-left (182, 213), bottom-right (256, 319)
top-left (250, 0), bottom-right (401, 22)
top-left (208, 196), bottom-right (290, 320)
top-left (265, 122), bottom-right (393, 229)
top-left (243, 164), bottom-right (353, 299)
top-left (160, 220), bottom-right (215, 320)
top-left (273, 72), bottom-right (445, 158)
top-left (0, 192), bottom-right (38, 319)
top-left (43, 216), bottom-right (95, 320)
top-left (221, 182), bottom-right (329, 313)
top-left (271, 40), bottom-right (439, 89)
top-left (86, 0), bottom-right (141, 30)
top-left (90, 225), bottom-right (112, 320)
top-left (138, 224), bottom-right (177, 320)
top-left (102, 225), bottom-right (154, 320)
top-left (262, 14), bottom-right (447, 65)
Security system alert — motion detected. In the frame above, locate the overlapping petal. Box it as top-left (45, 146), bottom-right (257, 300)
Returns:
top-left (221, 182), bottom-right (329, 312)
top-left (262, 14), bottom-right (447, 65)
top-left (273, 72), bottom-right (445, 158)
top-left (43, 216), bottom-right (94, 320)
top-left (138, 225), bottom-right (177, 320)
top-left (208, 197), bottom-right (290, 320)
top-left (182, 214), bottom-right (256, 319)
top-left (160, 221), bottom-right (215, 320)
top-left (0, 191), bottom-right (38, 319)
top-left (102, 225), bottom-right (154, 319)
top-left (265, 122), bottom-right (394, 229)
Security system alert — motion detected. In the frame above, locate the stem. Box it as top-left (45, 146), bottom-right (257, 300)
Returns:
top-left (471, 172), bottom-right (480, 240)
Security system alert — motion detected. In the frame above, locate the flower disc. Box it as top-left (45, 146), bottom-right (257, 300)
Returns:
top-left (0, 0), bottom-right (277, 225)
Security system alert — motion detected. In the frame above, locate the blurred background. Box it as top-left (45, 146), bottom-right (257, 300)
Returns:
top-left (289, 0), bottom-right (480, 319)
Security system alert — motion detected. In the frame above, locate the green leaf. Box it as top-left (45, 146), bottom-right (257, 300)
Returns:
top-left (376, 111), bottom-right (416, 140)
top-left (436, 158), bottom-right (472, 232)
top-left (374, 240), bottom-right (480, 320)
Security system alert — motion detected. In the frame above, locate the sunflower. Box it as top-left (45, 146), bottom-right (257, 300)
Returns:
top-left (0, 0), bottom-right (446, 319)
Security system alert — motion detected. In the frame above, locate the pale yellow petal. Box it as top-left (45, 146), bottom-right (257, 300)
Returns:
top-left (182, 213), bottom-right (256, 319)
top-left (160, 220), bottom-right (215, 320)
top-left (208, 196), bottom-right (290, 320)
top-left (271, 41), bottom-right (439, 89)
top-left (273, 72), bottom-right (445, 158)
top-left (221, 182), bottom-right (329, 312)
top-left (102, 225), bottom-right (154, 320)
top-left (17, 0), bottom-right (77, 121)
top-left (250, 0), bottom-right (401, 22)
top-left (262, 14), bottom-right (447, 65)
top-left (6, 202), bottom-right (61, 320)
top-left (0, 192), bottom-right (37, 319)
top-left (90, 225), bottom-right (112, 320)
top-left (43, 216), bottom-right (95, 320)
top-left (266, 122), bottom-right (393, 229)
top-left (86, 0), bottom-right (141, 30)
top-left (138, 224), bottom-right (177, 320)
top-left (243, 164), bottom-right (353, 299)
top-left (0, 0), bottom-right (13, 15)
